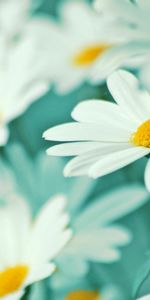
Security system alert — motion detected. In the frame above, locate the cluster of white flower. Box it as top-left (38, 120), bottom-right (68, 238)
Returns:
top-left (0, 0), bottom-right (150, 299)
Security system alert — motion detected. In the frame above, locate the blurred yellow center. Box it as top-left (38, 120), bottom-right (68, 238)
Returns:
top-left (72, 44), bottom-right (110, 66)
top-left (0, 265), bottom-right (29, 297)
top-left (131, 119), bottom-right (150, 147)
top-left (66, 290), bottom-right (99, 300)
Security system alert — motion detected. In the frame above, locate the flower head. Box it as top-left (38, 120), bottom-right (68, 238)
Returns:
top-left (44, 70), bottom-right (150, 190)
top-left (91, 0), bottom-right (150, 83)
top-left (50, 182), bottom-right (148, 287)
top-left (47, 0), bottom-right (129, 94)
top-left (0, 18), bottom-right (53, 146)
top-left (0, 195), bottom-right (71, 299)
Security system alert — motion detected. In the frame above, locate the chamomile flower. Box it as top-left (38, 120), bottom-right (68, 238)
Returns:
top-left (91, 0), bottom-right (150, 83)
top-left (47, 0), bottom-right (137, 94)
top-left (0, 195), bottom-right (71, 300)
top-left (50, 183), bottom-right (148, 285)
top-left (44, 70), bottom-right (150, 190)
top-left (0, 18), bottom-right (53, 146)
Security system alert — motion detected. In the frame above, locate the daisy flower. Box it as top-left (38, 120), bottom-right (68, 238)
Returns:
top-left (91, 0), bottom-right (150, 83)
top-left (47, 0), bottom-right (138, 94)
top-left (50, 183), bottom-right (148, 284)
top-left (0, 195), bottom-right (71, 300)
top-left (44, 70), bottom-right (150, 190)
top-left (0, 18), bottom-right (53, 146)
top-left (2, 146), bottom-right (148, 299)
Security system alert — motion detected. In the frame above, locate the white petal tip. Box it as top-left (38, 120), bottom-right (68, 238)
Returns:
top-left (48, 263), bottom-right (56, 275)
top-left (46, 148), bottom-right (55, 156)
top-left (42, 131), bottom-right (47, 139)
top-left (63, 168), bottom-right (71, 177)
top-left (66, 228), bottom-right (73, 239)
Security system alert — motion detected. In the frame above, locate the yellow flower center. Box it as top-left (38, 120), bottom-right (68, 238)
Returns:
top-left (72, 44), bottom-right (110, 66)
top-left (0, 265), bottom-right (29, 297)
top-left (66, 290), bottom-right (99, 300)
top-left (131, 119), bottom-right (150, 147)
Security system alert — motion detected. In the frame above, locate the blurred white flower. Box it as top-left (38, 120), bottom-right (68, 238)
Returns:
top-left (0, 17), bottom-right (54, 146)
top-left (44, 70), bottom-right (150, 190)
top-left (0, 0), bottom-right (30, 40)
top-left (47, 0), bottom-right (135, 94)
top-left (0, 195), bottom-right (71, 300)
top-left (51, 183), bottom-right (149, 285)
top-left (91, 0), bottom-right (150, 82)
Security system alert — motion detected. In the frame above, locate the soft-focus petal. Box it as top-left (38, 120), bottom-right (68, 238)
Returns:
top-left (63, 227), bottom-right (131, 263)
top-left (107, 70), bottom-right (150, 123)
top-left (144, 159), bottom-right (150, 192)
top-left (74, 184), bottom-right (149, 230)
top-left (25, 263), bottom-right (55, 286)
top-left (89, 147), bottom-right (149, 179)
top-left (91, 42), bottom-right (150, 83)
top-left (26, 195), bottom-right (71, 263)
top-left (0, 126), bottom-right (9, 146)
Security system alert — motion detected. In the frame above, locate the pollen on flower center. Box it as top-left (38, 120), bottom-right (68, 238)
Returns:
top-left (66, 290), bottom-right (99, 300)
top-left (0, 265), bottom-right (29, 297)
top-left (131, 119), bottom-right (150, 148)
top-left (72, 44), bottom-right (110, 66)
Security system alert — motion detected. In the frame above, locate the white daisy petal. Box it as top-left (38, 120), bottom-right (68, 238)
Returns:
top-left (107, 69), bottom-right (150, 122)
top-left (0, 126), bottom-right (9, 146)
top-left (89, 147), bottom-right (150, 178)
top-left (25, 263), bottom-right (55, 286)
top-left (91, 42), bottom-right (150, 83)
top-left (74, 184), bottom-right (149, 230)
top-left (2, 290), bottom-right (25, 300)
top-left (26, 195), bottom-right (71, 263)
top-left (47, 142), bottom-right (129, 157)
top-left (72, 99), bottom-right (136, 130)
top-left (55, 70), bottom-right (85, 94)
top-left (144, 159), bottom-right (150, 192)
top-left (137, 296), bottom-right (150, 300)
top-left (47, 142), bottom-right (102, 156)
top-left (44, 122), bottom-right (131, 143)
top-left (0, 196), bottom-right (31, 267)
top-left (61, 1), bottom-right (99, 38)
top-left (64, 226), bottom-right (131, 263)
top-left (63, 144), bottom-right (132, 177)
top-left (94, 0), bottom-right (131, 17)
